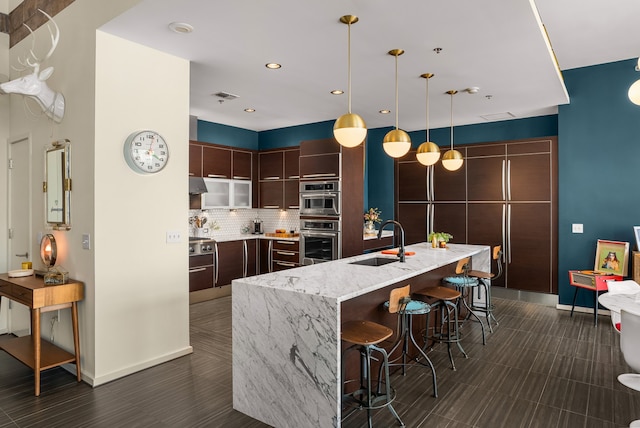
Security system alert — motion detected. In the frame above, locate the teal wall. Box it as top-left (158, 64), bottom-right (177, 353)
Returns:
top-left (195, 58), bottom-right (640, 309)
top-left (557, 58), bottom-right (640, 307)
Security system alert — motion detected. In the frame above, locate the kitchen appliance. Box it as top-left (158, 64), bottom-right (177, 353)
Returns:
top-left (252, 217), bottom-right (264, 235)
top-left (300, 219), bottom-right (341, 265)
top-left (189, 237), bottom-right (216, 255)
top-left (299, 180), bottom-right (340, 217)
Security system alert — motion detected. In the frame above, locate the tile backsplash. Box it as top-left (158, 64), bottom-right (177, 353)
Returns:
top-left (188, 209), bottom-right (300, 240)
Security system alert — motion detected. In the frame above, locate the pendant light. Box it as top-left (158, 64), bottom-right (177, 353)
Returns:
top-left (333, 15), bottom-right (367, 148)
top-left (383, 49), bottom-right (411, 158)
top-left (416, 73), bottom-right (440, 166)
top-left (629, 58), bottom-right (640, 105)
top-left (441, 90), bottom-right (464, 171)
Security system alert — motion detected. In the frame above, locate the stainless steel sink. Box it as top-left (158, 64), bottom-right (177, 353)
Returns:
top-left (349, 257), bottom-right (398, 267)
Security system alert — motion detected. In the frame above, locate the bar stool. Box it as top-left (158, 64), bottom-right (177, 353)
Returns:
top-left (381, 284), bottom-right (437, 398)
top-left (442, 257), bottom-right (487, 345)
top-left (341, 320), bottom-right (404, 428)
top-left (416, 285), bottom-right (467, 370)
top-left (467, 246), bottom-right (502, 333)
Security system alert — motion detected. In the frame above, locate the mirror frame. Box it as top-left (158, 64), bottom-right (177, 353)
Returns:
top-left (44, 139), bottom-right (71, 230)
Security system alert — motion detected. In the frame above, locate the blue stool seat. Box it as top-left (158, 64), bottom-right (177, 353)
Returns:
top-left (442, 276), bottom-right (479, 287)
top-left (383, 299), bottom-right (430, 315)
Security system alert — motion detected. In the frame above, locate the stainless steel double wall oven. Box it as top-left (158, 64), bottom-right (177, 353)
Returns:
top-left (299, 180), bottom-right (341, 265)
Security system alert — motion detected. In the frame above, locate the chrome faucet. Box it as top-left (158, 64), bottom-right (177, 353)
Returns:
top-left (377, 220), bottom-right (406, 262)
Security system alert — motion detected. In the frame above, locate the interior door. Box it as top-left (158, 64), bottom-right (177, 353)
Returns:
top-left (5, 135), bottom-right (32, 336)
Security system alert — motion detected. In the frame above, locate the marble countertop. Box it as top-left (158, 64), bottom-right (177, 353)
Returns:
top-left (363, 230), bottom-right (393, 240)
top-left (234, 242), bottom-right (488, 302)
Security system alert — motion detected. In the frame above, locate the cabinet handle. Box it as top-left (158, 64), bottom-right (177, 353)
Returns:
top-left (214, 242), bottom-right (219, 284)
top-left (276, 251), bottom-right (296, 256)
top-left (507, 204), bottom-right (512, 264)
top-left (507, 159), bottom-right (512, 201)
top-left (301, 173), bottom-right (336, 178)
top-left (288, 175), bottom-right (300, 179)
top-left (207, 174), bottom-right (228, 178)
top-left (501, 159), bottom-right (506, 201)
top-left (263, 176), bottom-right (281, 180)
top-left (276, 261), bottom-right (296, 267)
top-left (276, 240), bottom-right (296, 245)
top-left (243, 240), bottom-right (248, 277)
top-left (263, 205), bottom-right (280, 209)
top-left (233, 176), bottom-right (251, 180)
top-left (502, 204), bottom-right (506, 264)
top-left (189, 173), bottom-right (195, 176)
top-left (15, 252), bottom-right (28, 259)
top-left (189, 267), bottom-right (207, 274)
top-left (288, 205), bottom-right (300, 209)
top-left (268, 240), bottom-right (273, 273)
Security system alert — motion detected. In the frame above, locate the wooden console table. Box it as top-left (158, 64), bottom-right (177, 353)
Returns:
top-left (0, 273), bottom-right (84, 396)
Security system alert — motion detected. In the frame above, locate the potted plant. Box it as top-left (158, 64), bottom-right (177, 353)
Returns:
top-left (363, 207), bottom-right (382, 235)
top-left (428, 232), bottom-right (453, 248)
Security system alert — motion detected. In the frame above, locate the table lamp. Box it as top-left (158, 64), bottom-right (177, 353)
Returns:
top-left (41, 233), bottom-right (67, 285)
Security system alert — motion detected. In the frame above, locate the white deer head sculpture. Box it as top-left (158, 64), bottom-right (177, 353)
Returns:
top-left (0, 9), bottom-right (65, 123)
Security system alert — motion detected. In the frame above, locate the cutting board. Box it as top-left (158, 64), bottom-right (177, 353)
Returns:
top-left (381, 250), bottom-right (415, 256)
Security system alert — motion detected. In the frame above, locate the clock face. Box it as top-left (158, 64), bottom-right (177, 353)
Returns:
top-left (124, 130), bottom-right (169, 174)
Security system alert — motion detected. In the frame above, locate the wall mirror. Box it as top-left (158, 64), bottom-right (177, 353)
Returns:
top-left (44, 139), bottom-right (71, 229)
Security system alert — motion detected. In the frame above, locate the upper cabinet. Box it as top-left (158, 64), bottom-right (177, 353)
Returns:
top-left (299, 138), bottom-right (340, 180)
top-left (233, 150), bottom-right (253, 180)
top-left (189, 143), bottom-right (203, 177)
top-left (258, 148), bottom-right (299, 209)
top-left (203, 145), bottom-right (232, 179)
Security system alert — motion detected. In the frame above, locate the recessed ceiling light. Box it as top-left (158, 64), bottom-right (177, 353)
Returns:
top-left (244, 108), bottom-right (255, 113)
top-left (331, 90), bottom-right (344, 95)
top-left (168, 22), bottom-right (194, 34)
top-left (265, 63), bottom-right (281, 69)
top-left (379, 109), bottom-right (391, 114)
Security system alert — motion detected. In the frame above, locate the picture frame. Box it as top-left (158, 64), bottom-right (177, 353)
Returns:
top-left (594, 239), bottom-right (629, 276)
top-left (634, 226), bottom-right (640, 251)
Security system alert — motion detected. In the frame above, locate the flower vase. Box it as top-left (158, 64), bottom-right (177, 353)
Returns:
top-left (364, 221), bottom-right (376, 235)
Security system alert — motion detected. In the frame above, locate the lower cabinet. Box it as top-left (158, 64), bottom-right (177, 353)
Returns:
top-left (215, 239), bottom-right (258, 287)
top-left (272, 240), bottom-right (300, 271)
top-left (189, 254), bottom-right (215, 292)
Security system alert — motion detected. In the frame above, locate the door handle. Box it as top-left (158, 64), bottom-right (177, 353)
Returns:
top-left (15, 252), bottom-right (28, 259)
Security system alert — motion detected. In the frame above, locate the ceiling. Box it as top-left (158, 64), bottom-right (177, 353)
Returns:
top-left (100, 0), bottom-right (640, 134)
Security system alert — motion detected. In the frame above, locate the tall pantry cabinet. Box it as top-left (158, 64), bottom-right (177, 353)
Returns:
top-left (395, 137), bottom-right (557, 294)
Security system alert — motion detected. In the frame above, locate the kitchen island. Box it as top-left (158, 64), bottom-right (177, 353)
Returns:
top-left (232, 242), bottom-right (489, 427)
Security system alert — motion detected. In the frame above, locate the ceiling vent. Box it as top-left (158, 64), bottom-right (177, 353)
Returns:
top-left (212, 91), bottom-right (239, 101)
top-left (480, 112), bottom-right (515, 121)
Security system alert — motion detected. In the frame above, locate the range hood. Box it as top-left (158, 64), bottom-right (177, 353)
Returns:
top-left (189, 177), bottom-right (208, 194)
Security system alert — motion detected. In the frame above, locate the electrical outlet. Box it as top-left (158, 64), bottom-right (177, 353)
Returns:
top-left (166, 230), bottom-right (182, 243)
top-left (572, 223), bottom-right (583, 233)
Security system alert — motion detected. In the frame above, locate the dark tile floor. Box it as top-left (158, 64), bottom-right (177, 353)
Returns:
top-left (0, 293), bottom-right (638, 427)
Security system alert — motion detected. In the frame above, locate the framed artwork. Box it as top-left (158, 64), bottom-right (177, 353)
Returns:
top-left (594, 239), bottom-right (629, 276)
top-left (634, 226), bottom-right (640, 251)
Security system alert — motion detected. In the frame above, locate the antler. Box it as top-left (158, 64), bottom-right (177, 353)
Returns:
top-left (20, 9), bottom-right (60, 74)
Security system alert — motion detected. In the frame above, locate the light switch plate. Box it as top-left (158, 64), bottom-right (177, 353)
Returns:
top-left (572, 223), bottom-right (583, 233)
top-left (166, 230), bottom-right (182, 243)
top-left (82, 233), bottom-right (91, 249)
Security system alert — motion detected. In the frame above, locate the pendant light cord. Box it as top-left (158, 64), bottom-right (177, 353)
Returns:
top-left (426, 78), bottom-right (430, 142)
top-left (450, 92), bottom-right (454, 150)
top-left (347, 22), bottom-right (352, 114)
top-left (395, 54), bottom-right (399, 130)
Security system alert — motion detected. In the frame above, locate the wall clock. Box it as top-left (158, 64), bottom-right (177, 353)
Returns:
top-left (123, 130), bottom-right (169, 174)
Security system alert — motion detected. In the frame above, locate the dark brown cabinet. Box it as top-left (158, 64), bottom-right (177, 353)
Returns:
top-left (202, 145), bottom-right (232, 179)
top-left (259, 152), bottom-right (284, 180)
top-left (272, 240), bottom-right (299, 271)
top-left (232, 150), bottom-right (253, 180)
top-left (259, 240), bottom-right (271, 274)
top-left (258, 148), bottom-right (299, 209)
top-left (215, 239), bottom-right (258, 286)
top-left (189, 143), bottom-right (203, 177)
top-left (396, 138), bottom-right (557, 294)
top-left (189, 254), bottom-right (214, 292)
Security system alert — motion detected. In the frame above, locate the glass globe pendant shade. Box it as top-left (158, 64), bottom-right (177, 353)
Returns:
top-left (629, 79), bottom-right (640, 105)
top-left (442, 149), bottom-right (464, 171)
top-left (333, 113), bottom-right (367, 147)
top-left (383, 129), bottom-right (411, 158)
top-left (416, 141), bottom-right (440, 166)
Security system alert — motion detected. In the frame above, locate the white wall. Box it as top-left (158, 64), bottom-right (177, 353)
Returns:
top-left (3, 0), bottom-right (191, 385)
top-left (93, 31), bottom-right (191, 384)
